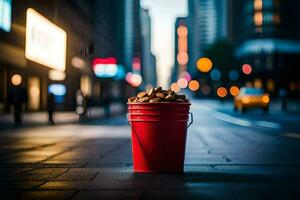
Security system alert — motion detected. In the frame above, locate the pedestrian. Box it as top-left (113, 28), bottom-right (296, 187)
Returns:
top-left (76, 89), bottom-right (86, 121)
top-left (9, 85), bottom-right (27, 126)
top-left (47, 92), bottom-right (55, 125)
top-left (102, 90), bottom-right (111, 118)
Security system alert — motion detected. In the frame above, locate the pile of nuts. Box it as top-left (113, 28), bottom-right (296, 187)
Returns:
top-left (128, 87), bottom-right (189, 103)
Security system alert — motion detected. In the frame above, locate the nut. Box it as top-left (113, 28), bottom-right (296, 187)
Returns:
top-left (149, 98), bottom-right (161, 103)
top-left (154, 86), bottom-right (162, 93)
top-left (147, 88), bottom-right (154, 96)
top-left (176, 98), bottom-right (185, 102)
top-left (176, 94), bottom-right (186, 100)
top-left (128, 97), bottom-right (138, 103)
top-left (165, 94), bottom-right (175, 102)
top-left (137, 91), bottom-right (147, 98)
top-left (149, 93), bottom-right (156, 99)
top-left (156, 93), bottom-right (165, 99)
top-left (137, 96), bottom-right (150, 102)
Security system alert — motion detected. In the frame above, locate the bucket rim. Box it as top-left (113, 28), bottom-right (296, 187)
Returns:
top-left (127, 102), bottom-right (191, 105)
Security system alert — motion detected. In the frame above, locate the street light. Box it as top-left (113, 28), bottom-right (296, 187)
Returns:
top-left (196, 57), bottom-right (213, 73)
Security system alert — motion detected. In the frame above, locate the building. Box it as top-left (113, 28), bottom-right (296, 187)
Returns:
top-left (0, 0), bottom-right (144, 113)
top-left (187, 0), bottom-right (228, 78)
top-left (233, 0), bottom-right (300, 96)
top-left (0, 0), bottom-right (96, 112)
top-left (140, 8), bottom-right (157, 87)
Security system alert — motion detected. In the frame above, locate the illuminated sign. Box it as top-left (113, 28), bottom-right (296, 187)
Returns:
top-left (48, 84), bottom-right (66, 96)
top-left (0, 0), bottom-right (11, 32)
top-left (25, 8), bottom-right (67, 71)
top-left (49, 69), bottom-right (66, 81)
top-left (93, 57), bottom-right (118, 78)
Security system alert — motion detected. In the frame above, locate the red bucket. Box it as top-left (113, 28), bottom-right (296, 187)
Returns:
top-left (127, 102), bottom-right (192, 173)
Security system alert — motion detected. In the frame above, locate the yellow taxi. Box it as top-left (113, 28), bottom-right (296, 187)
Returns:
top-left (234, 87), bottom-right (270, 113)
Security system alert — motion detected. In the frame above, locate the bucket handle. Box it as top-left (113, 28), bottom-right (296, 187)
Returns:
top-left (127, 115), bottom-right (144, 153)
top-left (187, 112), bottom-right (193, 128)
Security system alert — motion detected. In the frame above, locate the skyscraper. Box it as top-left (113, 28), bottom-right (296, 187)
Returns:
top-left (140, 8), bottom-right (157, 87)
top-left (188, 0), bottom-right (228, 77)
top-left (233, 0), bottom-right (300, 95)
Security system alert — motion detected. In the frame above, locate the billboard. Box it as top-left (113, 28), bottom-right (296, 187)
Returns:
top-left (25, 8), bottom-right (67, 71)
top-left (0, 0), bottom-right (11, 32)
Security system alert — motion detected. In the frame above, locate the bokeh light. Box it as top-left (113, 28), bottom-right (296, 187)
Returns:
top-left (290, 81), bottom-right (296, 91)
top-left (11, 74), bottom-right (22, 86)
top-left (177, 26), bottom-right (188, 37)
top-left (254, 12), bottom-right (263, 26)
top-left (242, 64), bottom-right (252, 75)
top-left (177, 52), bottom-right (189, 65)
top-left (178, 37), bottom-right (188, 52)
top-left (254, 0), bottom-right (262, 10)
top-left (177, 78), bottom-right (188, 88)
top-left (126, 72), bottom-right (142, 87)
top-left (196, 57), bottom-right (213, 73)
top-left (170, 82), bottom-right (180, 93)
top-left (266, 79), bottom-right (275, 92)
top-left (210, 68), bottom-right (221, 81)
top-left (202, 85), bottom-right (211, 95)
top-left (229, 86), bottom-right (240, 96)
top-left (217, 87), bottom-right (227, 98)
top-left (188, 80), bottom-right (200, 91)
top-left (179, 71), bottom-right (191, 82)
top-left (254, 78), bottom-right (262, 88)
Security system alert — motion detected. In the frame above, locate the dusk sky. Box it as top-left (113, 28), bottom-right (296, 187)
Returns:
top-left (141, 0), bottom-right (188, 87)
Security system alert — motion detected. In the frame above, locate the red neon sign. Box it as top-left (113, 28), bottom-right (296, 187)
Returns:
top-left (92, 57), bottom-right (117, 67)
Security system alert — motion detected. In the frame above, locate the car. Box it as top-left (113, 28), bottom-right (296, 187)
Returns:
top-left (234, 87), bottom-right (270, 113)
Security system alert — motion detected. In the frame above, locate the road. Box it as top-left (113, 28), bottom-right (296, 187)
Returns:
top-left (1, 100), bottom-right (300, 199)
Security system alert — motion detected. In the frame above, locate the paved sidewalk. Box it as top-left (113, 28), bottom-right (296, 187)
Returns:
top-left (1, 101), bottom-right (300, 199)
top-left (0, 103), bottom-right (125, 129)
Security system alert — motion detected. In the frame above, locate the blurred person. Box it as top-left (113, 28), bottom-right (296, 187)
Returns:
top-left (76, 89), bottom-right (86, 121)
top-left (47, 92), bottom-right (55, 125)
top-left (102, 89), bottom-right (111, 118)
top-left (8, 85), bottom-right (27, 126)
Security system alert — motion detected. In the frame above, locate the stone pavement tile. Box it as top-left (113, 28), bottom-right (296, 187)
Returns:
top-left (39, 168), bottom-right (229, 190)
top-left (1, 181), bottom-right (44, 190)
top-left (41, 160), bottom-right (88, 167)
top-left (14, 150), bottom-right (61, 157)
top-left (1, 162), bottom-right (86, 168)
top-left (8, 168), bottom-right (69, 181)
top-left (38, 180), bottom-right (184, 190)
top-left (72, 189), bottom-right (143, 200)
top-left (141, 187), bottom-right (288, 200)
top-left (3, 155), bottom-right (50, 164)
top-left (1, 168), bottom-right (34, 180)
top-left (54, 168), bottom-right (99, 181)
top-left (5, 190), bottom-right (77, 200)
top-left (0, 143), bottom-right (40, 151)
top-left (86, 162), bottom-right (131, 167)
top-left (213, 165), bottom-right (300, 184)
top-left (185, 157), bottom-right (229, 165)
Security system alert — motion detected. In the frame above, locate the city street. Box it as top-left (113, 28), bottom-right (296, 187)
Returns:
top-left (1, 100), bottom-right (300, 199)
